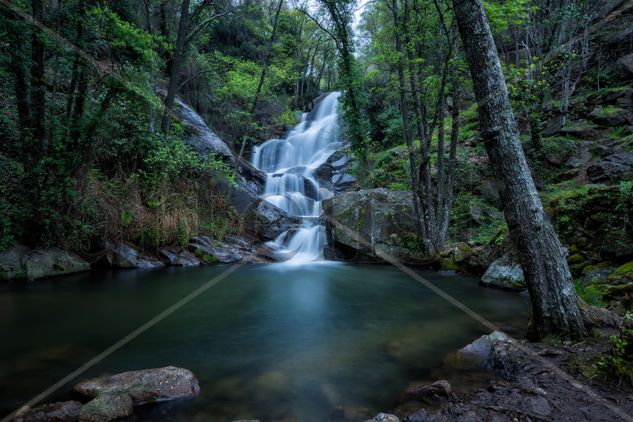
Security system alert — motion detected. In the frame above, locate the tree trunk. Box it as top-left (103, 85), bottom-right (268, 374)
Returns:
top-left (30, 0), bottom-right (47, 151)
top-left (438, 80), bottom-right (460, 245)
top-left (251, 0), bottom-right (283, 114)
top-left (452, 0), bottom-right (587, 340)
top-left (390, 0), bottom-right (425, 245)
top-left (9, 28), bottom-right (30, 136)
top-left (161, 0), bottom-right (190, 135)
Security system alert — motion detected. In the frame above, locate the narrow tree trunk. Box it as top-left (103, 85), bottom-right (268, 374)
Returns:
top-left (30, 0), bottom-right (47, 151)
top-left (453, 0), bottom-right (587, 340)
top-left (9, 29), bottom-right (30, 136)
top-left (251, 0), bottom-right (284, 114)
top-left (390, 0), bottom-right (425, 245)
top-left (161, 0), bottom-right (190, 135)
top-left (438, 81), bottom-right (460, 245)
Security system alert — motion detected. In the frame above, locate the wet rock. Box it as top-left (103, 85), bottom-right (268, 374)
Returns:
top-left (480, 254), bottom-right (525, 291)
top-left (488, 337), bottom-right (532, 378)
top-left (79, 393), bottom-right (133, 422)
top-left (365, 414), bottom-right (400, 422)
top-left (587, 152), bottom-right (633, 183)
top-left (74, 366), bottom-right (200, 405)
top-left (14, 401), bottom-right (81, 422)
top-left (174, 97), bottom-right (235, 165)
top-left (403, 380), bottom-right (452, 403)
top-left (23, 248), bottom-right (90, 281)
top-left (0, 243), bottom-right (29, 280)
top-left (479, 254), bottom-right (525, 290)
top-left (458, 331), bottom-right (510, 360)
top-left (105, 241), bottom-right (164, 269)
top-left (322, 189), bottom-right (421, 263)
top-left (187, 236), bottom-right (243, 263)
top-left (160, 247), bottom-right (202, 266)
top-left (244, 199), bottom-right (301, 241)
top-left (332, 173), bottom-right (358, 193)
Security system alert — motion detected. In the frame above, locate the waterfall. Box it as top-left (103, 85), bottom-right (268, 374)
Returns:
top-left (251, 92), bottom-right (342, 264)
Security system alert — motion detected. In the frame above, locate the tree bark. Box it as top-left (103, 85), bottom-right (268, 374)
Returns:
top-left (390, 0), bottom-right (425, 245)
top-left (452, 0), bottom-right (587, 340)
top-left (161, 0), bottom-right (190, 135)
top-left (251, 0), bottom-right (283, 114)
top-left (30, 0), bottom-right (47, 151)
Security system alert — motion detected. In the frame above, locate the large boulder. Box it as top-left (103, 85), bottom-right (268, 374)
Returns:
top-left (587, 152), bottom-right (633, 183)
top-left (105, 241), bottom-right (164, 269)
top-left (14, 401), bottom-right (82, 422)
top-left (187, 236), bottom-right (243, 263)
top-left (23, 248), bottom-right (90, 281)
top-left (322, 188), bottom-right (420, 262)
top-left (74, 366), bottom-right (200, 405)
top-left (0, 243), bottom-right (29, 280)
top-left (159, 247), bottom-right (202, 266)
top-left (79, 393), bottom-right (133, 422)
top-left (174, 97), bottom-right (235, 165)
top-left (244, 199), bottom-right (301, 241)
top-left (480, 254), bottom-right (525, 291)
top-left (588, 106), bottom-right (633, 127)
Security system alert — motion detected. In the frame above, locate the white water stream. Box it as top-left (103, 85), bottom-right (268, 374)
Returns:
top-left (251, 92), bottom-right (342, 263)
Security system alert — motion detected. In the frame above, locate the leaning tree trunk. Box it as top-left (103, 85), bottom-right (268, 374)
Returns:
top-left (452, 0), bottom-right (587, 340)
top-left (161, 0), bottom-right (190, 135)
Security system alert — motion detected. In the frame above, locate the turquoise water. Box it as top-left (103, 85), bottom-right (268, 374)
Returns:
top-left (0, 263), bottom-right (528, 421)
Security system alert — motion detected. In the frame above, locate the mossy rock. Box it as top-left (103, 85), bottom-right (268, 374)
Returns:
top-left (568, 253), bottom-right (587, 264)
top-left (609, 261), bottom-right (633, 284)
top-left (440, 258), bottom-right (459, 271)
top-left (79, 392), bottom-right (133, 422)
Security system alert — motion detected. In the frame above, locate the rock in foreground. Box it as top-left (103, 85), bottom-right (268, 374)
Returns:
top-left (79, 393), bottom-right (133, 422)
top-left (14, 401), bottom-right (82, 422)
top-left (74, 366), bottom-right (200, 405)
top-left (480, 254), bottom-right (525, 291)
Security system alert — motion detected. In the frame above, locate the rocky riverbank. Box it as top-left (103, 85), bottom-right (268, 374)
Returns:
top-left (396, 331), bottom-right (633, 422)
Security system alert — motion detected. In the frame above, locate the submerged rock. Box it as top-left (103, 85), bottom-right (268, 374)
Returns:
top-left (74, 366), bottom-right (200, 405)
top-left (14, 401), bottom-right (81, 422)
top-left (480, 254), bottom-right (525, 291)
top-left (23, 248), bottom-right (90, 281)
top-left (79, 393), bottom-right (133, 422)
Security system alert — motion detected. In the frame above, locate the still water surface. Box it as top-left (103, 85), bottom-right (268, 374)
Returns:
top-left (0, 264), bottom-right (529, 421)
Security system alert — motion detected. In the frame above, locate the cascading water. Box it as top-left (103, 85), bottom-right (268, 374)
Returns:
top-left (251, 92), bottom-right (342, 264)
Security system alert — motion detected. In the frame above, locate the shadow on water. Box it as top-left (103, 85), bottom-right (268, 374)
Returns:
top-left (0, 264), bottom-right (529, 421)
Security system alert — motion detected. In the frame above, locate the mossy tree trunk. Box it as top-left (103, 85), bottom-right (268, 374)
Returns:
top-left (453, 0), bottom-right (588, 340)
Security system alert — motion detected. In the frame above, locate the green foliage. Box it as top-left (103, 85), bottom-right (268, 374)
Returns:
top-left (574, 280), bottom-right (606, 307)
top-left (597, 312), bottom-right (633, 384)
top-left (483, 0), bottom-right (532, 33)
